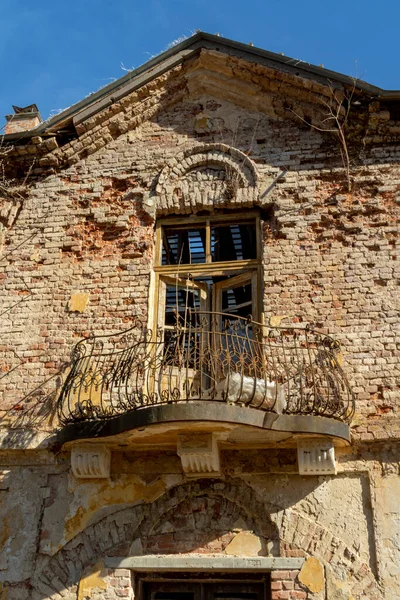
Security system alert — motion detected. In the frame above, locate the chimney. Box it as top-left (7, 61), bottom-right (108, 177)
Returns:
top-left (5, 104), bottom-right (42, 135)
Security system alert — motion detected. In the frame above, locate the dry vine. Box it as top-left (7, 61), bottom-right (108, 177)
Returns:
top-left (290, 79), bottom-right (358, 192)
top-left (0, 137), bottom-right (33, 201)
top-left (0, 127), bottom-right (36, 251)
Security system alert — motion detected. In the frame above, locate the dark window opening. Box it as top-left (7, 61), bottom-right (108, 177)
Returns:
top-left (164, 285), bottom-right (202, 327)
top-left (211, 224), bottom-right (256, 262)
top-left (380, 100), bottom-right (400, 122)
top-left (161, 220), bottom-right (257, 266)
top-left (141, 574), bottom-right (270, 600)
top-left (221, 283), bottom-right (252, 318)
top-left (162, 227), bottom-right (207, 265)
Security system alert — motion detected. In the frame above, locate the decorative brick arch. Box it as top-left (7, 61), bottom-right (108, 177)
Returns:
top-left (140, 479), bottom-right (279, 554)
top-left (31, 479), bottom-right (278, 599)
top-left (280, 509), bottom-right (383, 600)
top-left (31, 481), bottom-right (382, 600)
top-left (144, 143), bottom-right (260, 216)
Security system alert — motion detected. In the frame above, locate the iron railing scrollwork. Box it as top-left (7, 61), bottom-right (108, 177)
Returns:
top-left (57, 313), bottom-right (355, 425)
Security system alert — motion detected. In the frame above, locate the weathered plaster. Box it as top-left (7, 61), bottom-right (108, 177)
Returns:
top-left (77, 561), bottom-right (107, 600)
top-left (244, 473), bottom-right (374, 570)
top-left (41, 472), bottom-right (166, 554)
top-left (224, 531), bottom-right (263, 556)
top-left (299, 557), bottom-right (325, 593)
top-left (373, 473), bottom-right (400, 597)
top-left (0, 468), bottom-right (46, 582)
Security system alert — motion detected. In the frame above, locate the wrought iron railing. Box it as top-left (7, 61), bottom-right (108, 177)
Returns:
top-left (57, 313), bottom-right (355, 425)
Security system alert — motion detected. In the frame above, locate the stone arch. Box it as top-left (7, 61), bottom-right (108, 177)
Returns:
top-left (280, 509), bottom-right (383, 599)
top-left (31, 481), bottom-right (383, 600)
top-left (139, 479), bottom-right (279, 555)
top-left (144, 143), bottom-right (260, 216)
top-left (31, 479), bottom-right (278, 599)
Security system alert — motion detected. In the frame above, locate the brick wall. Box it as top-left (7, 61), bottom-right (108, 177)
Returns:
top-left (0, 56), bottom-right (399, 442)
top-left (106, 568), bottom-right (133, 599)
top-left (271, 570), bottom-right (308, 600)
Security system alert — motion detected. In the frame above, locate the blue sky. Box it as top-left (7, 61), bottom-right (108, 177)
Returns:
top-left (1, 0), bottom-right (399, 126)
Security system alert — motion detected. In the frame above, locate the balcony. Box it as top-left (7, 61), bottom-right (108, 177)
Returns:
top-left (57, 312), bottom-right (354, 447)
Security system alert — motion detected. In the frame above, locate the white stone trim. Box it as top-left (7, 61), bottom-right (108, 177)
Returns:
top-left (297, 439), bottom-right (336, 475)
top-left (71, 444), bottom-right (111, 478)
top-left (105, 555), bottom-right (305, 571)
top-left (177, 433), bottom-right (220, 477)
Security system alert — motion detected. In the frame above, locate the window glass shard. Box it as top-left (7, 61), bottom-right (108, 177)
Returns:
top-left (211, 223), bottom-right (256, 262)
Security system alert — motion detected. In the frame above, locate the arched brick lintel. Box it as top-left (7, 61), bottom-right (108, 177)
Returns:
top-left (31, 481), bottom-right (382, 600)
top-left (32, 479), bottom-right (278, 599)
top-left (280, 509), bottom-right (383, 599)
top-left (144, 143), bottom-right (261, 216)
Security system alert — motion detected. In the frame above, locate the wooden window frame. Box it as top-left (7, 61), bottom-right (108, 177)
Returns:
top-left (153, 211), bottom-right (263, 331)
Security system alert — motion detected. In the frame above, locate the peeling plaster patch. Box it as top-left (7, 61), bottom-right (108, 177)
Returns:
top-left (298, 557), bottom-right (325, 593)
top-left (326, 570), bottom-right (354, 600)
top-left (0, 516), bottom-right (10, 568)
top-left (269, 315), bottom-right (287, 327)
top-left (225, 531), bottom-right (263, 556)
top-left (63, 474), bottom-right (166, 547)
top-left (68, 292), bottom-right (89, 312)
top-left (0, 469), bottom-right (45, 581)
top-left (375, 474), bottom-right (400, 594)
top-left (29, 249), bottom-right (40, 262)
top-left (294, 475), bottom-right (372, 566)
top-left (78, 560), bottom-right (107, 600)
top-left (381, 474), bottom-right (400, 513)
top-left (129, 537), bottom-right (143, 556)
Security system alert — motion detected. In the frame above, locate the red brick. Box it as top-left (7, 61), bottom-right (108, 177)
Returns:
top-left (271, 571), bottom-right (291, 580)
top-left (271, 582), bottom-right (283, 590)
top-left (282, 581), bottom-right (294, 590)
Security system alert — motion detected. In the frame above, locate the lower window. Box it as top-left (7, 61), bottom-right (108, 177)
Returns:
top-left (138, 573), bottom-right (271, 600)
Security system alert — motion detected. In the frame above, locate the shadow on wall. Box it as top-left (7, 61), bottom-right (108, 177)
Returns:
top-left (24, 478), bottom-right (280, 599)
top-left (0, 473), bottom-right (384, 599)
top-left (0, 367), bottom-right (65, 448)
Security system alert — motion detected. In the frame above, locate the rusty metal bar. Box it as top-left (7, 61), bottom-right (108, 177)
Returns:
top-left (57, 313), bottom-right (355, 425)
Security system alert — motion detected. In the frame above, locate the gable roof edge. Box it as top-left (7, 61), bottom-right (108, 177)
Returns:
top-left (4, 32), bottom-right (400, 142)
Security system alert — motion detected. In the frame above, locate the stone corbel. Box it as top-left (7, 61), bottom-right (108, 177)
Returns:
top-left (177, 433), bottom-right (220, 478)
top-left (71, 444), bottom-right (111, 479)
top-left (297, 439), bottom-right (336, 475)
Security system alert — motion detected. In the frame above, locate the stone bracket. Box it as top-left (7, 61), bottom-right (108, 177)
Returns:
top-left (177, 433), bottom-right (220, 478)
top-left (297, 439), bottom-right (336, 475)
top-left (71, 444), bottom-right (111, 479)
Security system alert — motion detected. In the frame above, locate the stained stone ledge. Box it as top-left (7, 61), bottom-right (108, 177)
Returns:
top-left (105, 555), bottom-right (305, 571)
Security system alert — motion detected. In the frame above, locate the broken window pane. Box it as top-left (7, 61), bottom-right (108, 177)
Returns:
top-left (162, 227), bottom-right (206, 265)
top-left (211, 223), bottom-right (256, 262)
top-left (221, 283), bottom-right (252, 318)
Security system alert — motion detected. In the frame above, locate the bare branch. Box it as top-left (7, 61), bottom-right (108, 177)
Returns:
top-left (289, 78), bottom-right (358, 192)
